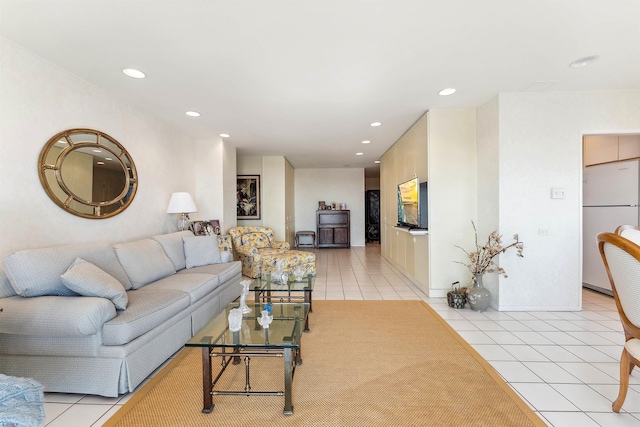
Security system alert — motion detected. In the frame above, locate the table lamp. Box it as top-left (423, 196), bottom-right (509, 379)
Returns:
top-left (166, 192), bottom-right (198, 231)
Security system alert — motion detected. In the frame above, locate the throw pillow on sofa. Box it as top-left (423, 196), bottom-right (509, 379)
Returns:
top-left (113, 239), bottom-right (176, 289)
top-left (183, 235), bottom-right (222, 268)
top-left (61, 257), bottom-right (128, 310)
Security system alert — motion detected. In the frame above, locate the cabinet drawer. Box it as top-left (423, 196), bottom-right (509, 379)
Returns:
top-left (318, 213), bottom-right (348, 225)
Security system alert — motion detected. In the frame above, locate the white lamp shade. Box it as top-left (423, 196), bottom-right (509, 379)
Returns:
top-left (166, 192), bottom-right (198, 214)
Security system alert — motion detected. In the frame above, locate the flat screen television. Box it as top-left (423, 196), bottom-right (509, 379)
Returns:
top-left (397, 177), bottom-right (427, 229)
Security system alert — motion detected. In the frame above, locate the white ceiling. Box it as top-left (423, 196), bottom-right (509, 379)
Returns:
top-left (1, 1), bottom-right (639, 177)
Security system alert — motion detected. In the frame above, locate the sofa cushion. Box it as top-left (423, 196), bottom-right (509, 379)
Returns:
top-left (183, 236), bottom-right (221, 268)
top-left (0, 295), bottom-right (116, 337)
top-left (178, 260), bottom-right (242, 285)
top-left (240, 232), bottom-right (270, 248)
top-left (220, 251), bottom-right (233, 263)
top-left (138, 273), bottom-right (219, 304)
top-left (0, 270), bottom-right (16, 298)
top-left (102, 289), bottom-right (189, 346)
top-left (113, 239), bottom-right (176, 289)
top-left (152, 231), bottom-right (193, 271)
top-left (61, 258), bottom-right (128, 310)
top-left (3, 243), bottom-right (133, 297)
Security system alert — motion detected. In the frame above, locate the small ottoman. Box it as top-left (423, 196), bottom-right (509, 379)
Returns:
top-left (261, 250), bottom-right (316, 277)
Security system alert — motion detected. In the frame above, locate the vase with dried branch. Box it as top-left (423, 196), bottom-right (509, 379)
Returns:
top-left (455, 222), bottom-right (524, 311)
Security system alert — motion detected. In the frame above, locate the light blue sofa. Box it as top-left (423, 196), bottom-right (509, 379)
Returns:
top-left (0, 231), bottom-right (242, 397)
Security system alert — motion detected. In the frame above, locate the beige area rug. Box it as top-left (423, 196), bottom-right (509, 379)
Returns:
top-left (105, 301), bottom-right (545, 427)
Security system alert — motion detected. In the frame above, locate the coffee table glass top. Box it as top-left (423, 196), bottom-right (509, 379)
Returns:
top-left (186, 302), bottom-right (309, 349)
top-left (251, 274), bottom-right (315, 293)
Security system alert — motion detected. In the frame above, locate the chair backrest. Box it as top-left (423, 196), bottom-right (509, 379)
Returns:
top-left (616, 225), bottom-right (640, 246)
top-left (598, 232), bottom-right (640, 341)
top-left (228, 226), bottom-right (276, 249)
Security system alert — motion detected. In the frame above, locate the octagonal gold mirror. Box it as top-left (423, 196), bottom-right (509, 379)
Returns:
top-left (38, 128), bottom-right (138, 219)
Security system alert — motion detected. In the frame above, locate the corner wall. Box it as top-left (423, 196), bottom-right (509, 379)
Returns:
top-left (476, 97), bottom-right (501, 301)
top-left (489, 90), bottom-right (640, 311)
top-left (381, 110), bottom-right (476, 295)
top-left (427, 109), bottom-right (477, 296)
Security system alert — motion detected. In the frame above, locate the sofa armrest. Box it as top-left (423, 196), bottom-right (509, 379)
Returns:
top-left (0, 296), bottom-right (116, 337)
top-left (272, 241), bottom-right (291, 250)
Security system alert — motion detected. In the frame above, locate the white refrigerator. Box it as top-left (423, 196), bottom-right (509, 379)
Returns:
top-left (583, 159), bottom-right (640, 293)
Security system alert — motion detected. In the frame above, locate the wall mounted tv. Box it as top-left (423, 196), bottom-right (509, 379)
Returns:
top-left (397, 177), bottom-right (428, 229)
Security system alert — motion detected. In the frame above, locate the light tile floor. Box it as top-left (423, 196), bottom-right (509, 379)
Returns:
top-left (42, 244), bottom-right (638, 426)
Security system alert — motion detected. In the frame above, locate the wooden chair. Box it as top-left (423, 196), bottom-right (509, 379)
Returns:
top-left (616, 225), bottom-right (640, 246)
top-left (597, 232), bottom-right (640, 412)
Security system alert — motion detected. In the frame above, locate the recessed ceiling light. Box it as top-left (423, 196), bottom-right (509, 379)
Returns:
top-left (374, 160), bottom-right (381, 164)
top-left (361, 140), bottom-right (371, 144)
top-left (438, 88), bottom-right (456, 96)
top-left (356, 152), bottom-right (364, 156)
top-left (220, 133), bottom-right (230, 138)
top-left (370, 122), bottom-right (382, 127)
top-left (96, 161), bottom-right (105, 165)
top-left (105, 157), bottom-right (112, 161)
top-left (122, 68), bottom-right (146, 79)
top-left (92, 149), bottom-right (102, 153)
top-left (569, 55), bottom-right (600, 68)
top-left (186, 111), bottom-right (200, 117)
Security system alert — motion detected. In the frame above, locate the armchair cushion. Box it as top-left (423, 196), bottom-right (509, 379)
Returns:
top-left (240, 232), bottom-right (271, 249)
top-left (272, 241), bottom-right (291, 250)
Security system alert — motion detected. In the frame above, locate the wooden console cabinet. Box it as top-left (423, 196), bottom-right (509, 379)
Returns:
top-left (317, 210), bottom-right (350, 248)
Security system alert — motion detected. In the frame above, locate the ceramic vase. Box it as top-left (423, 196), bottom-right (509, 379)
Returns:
top-left (467, 274), bottom-right (491, 312)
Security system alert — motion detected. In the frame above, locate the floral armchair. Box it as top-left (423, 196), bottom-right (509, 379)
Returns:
top-left (228, 226), bottom-right (291, 278)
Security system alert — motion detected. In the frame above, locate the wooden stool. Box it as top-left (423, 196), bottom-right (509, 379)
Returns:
top-left (295, 231), bottom-right (316, 249)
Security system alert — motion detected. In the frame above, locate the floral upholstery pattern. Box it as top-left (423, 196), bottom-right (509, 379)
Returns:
top-left (229, 226), bottom-right (291, 278)
top-left (261, 250), bottom-right (316, 276)
top-left (217, 235), bottom-right (233, 255)
top-left (240, 232), bottom-right (271, 248)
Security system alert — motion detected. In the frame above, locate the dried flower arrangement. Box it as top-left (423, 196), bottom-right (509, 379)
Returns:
top-left (455, 222), bottom-right (524, 279)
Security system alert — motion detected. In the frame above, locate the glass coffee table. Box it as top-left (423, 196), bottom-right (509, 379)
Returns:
top-left (251, 274), bottom-right (315, 331)
top-left (186, 301), bottom-right (309, 415)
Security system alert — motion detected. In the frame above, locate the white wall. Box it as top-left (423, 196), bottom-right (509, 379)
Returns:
top-left (222, 141), bottom-right (237, 235)
top-left (476, 97), bottom-right (501, 300)
top-left (428, 109), bottom-right (477, 296)
top-left (0, 37), bottom-right (203, 258)
top-left (236, 156), bottom-right (263, 227)
top-left (489, 90), bottom-right (640, 310)
top-left (193, 138), bottom-right (237, 236)
top-left (263, 156), bottom-right (287, 240)
top-left (294, 168), bottom-right (366, 246)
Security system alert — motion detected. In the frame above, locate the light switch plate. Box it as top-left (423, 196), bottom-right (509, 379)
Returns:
top-left (551, 188), bottom-right (565, 199)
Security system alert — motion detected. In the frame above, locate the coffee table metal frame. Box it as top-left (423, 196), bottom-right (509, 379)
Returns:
top-left (185, 301), bottom-right (309, 415)
top-left (252, 274), bottom-right (315, 332)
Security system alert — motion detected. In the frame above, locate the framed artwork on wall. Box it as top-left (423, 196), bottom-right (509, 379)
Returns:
top-left (237, 175), bottom-right (260, 220)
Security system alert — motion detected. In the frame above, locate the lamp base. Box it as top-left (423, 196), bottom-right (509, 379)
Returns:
top-left (178, 213), bottom-right (190, 231)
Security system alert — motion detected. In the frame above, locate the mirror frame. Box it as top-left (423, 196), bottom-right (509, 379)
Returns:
top-left (38, 128), bottom-right (138, 219)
